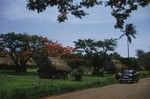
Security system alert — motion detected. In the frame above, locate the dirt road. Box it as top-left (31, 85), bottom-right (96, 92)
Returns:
top-left (45, 77), bottom-right (150, 99)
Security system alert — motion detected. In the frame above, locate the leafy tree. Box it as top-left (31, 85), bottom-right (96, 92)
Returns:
top-left (119, 23), bottom-right (137, 58)
top-left (107, 0), bottom-right (149, 29)
top-left (136, 49), bottom-right (145, 68)
top-left (101, 38), bottom-right (117, 63)
top-left (69, 57), bottom-right (84, 81)
top-left (120, 57), bottom-right (139, 70)
top-left (91, 53), bottom-right (103, 75)
top-left (136, 49), bottom-right (145, 58)
top-left (26, 0), bottom-right (150, 29)
top-left (0, 33), bottom-right (32, 72)
top-left (0, 32), bottom-right (50, 72)
top-left (139, 52), bottom-right (150, 70)
top-left (97, 39), bottom-right (117, 75)
top-left (74, 39), bottom-right (95, 75)
top-left (95, 39), bottom-right (117, 63)
top-left (74, 39), bottom-right (96, 66)
top-left (72, 66), bottom-right (83, 81)
top-left (110, 52), bottom-right (122, 60)
top-left (0, 47), bottom-right (6, 57)
top-left (74, 38), bottom-right (117, 75)
top-left (46, 42), bottom-right (75, 58)
top-left (74, 39), bottom-right (96, 55)
top-left (101, 39), bottom-right (117, 52)
top-left (74, 39), bottom-right (96, 62)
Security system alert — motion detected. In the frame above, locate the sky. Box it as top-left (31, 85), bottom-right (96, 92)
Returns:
top-left (0, 0), bottom-right (150, 57)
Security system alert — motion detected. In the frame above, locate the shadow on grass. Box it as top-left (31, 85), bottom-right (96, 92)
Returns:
top-left (0, 69), bottom-right (38, 76)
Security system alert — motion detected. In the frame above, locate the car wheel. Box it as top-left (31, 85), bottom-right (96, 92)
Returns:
top-left (136, 79), bottom-right (139, 82)
top-left (131, 80), bottom-right (135, 83)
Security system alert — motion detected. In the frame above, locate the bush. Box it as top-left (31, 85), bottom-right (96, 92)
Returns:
top-left (68, 57), bottom-right (85, 81)
top-left (72, 67), bottom-right (83, 81)
top-left (139, 52), bottom-right (150, 70)
top-left (120, 57), bottom-right (139, 70)
top-left (139, 71), bottom-right (150, 78)
top-left (0, 64), bottom-right (14, 70)
top-left (0, 69), bottom-right (149, 99)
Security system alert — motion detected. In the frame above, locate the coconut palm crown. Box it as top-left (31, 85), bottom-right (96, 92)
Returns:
top-left (119, 23), bottom-right (137, 58)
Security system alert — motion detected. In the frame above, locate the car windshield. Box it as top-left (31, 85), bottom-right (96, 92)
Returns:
top-left (122, 70), bottom-right (132, 75)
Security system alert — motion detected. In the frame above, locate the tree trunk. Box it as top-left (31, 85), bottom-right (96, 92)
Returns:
top-left (15, 66), bottom-right (27, 73)
top-left (93, 66), bottom-right (99, 75)
top-left (92, 66), bottom-right (104, 76)
top-left (15, 63), bottom-right (27, 73)
top-left (127, 40), bottom-right (130, 58)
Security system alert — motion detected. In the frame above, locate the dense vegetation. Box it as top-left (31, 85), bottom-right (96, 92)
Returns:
top-left (0, 69), bottom-right (116, 99)
top-left (0, 32), bottom-right (150, 99)
top-left (0, 1), bottom-right (150, 99)
top-left (0, 32), bottom-right (150, 74)
top-left (0, 69), bottom-right (150, 99)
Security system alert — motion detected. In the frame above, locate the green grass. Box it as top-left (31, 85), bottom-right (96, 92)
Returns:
top-left (139, 71), bottom-right (150, 78)
top-left (0, 69), bottom-right (149, 99)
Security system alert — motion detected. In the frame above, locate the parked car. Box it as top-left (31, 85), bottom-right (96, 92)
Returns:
top-left (116, 69), bottom-right (139, 83)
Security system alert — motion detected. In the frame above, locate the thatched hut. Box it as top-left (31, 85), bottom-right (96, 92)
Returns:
top-left (0, 56), bottom-right (15, 70)
top-left (0, 55), bottom-right (36, 70)
top-left (38, 57), bottom-right (70, 79)
top-left (26, 58), bottom-right (36, 68)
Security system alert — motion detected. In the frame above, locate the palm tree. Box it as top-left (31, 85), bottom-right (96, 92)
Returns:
top-left (119, 24), bottom-right (137, 58)
top-left (102, 38), bottom-right (117, 66)
top-left (95, 38), bottom-right (117, 75)
top-left (103, 38), bottom-right (118, 53)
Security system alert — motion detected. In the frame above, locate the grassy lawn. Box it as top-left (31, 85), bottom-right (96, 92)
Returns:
top-left (0, 69), bottom-right (150, 99)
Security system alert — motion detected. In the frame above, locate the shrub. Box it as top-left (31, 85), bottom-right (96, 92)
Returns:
top-left (72, 67), bottom-right (83, 81)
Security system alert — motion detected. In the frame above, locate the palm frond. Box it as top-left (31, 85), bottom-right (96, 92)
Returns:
top-left (119, 34), bottom-right (125, 39)
top-left (131, 34), bottom-right (136, 39)
top-left (128, 36), bottom-right (132, 43)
